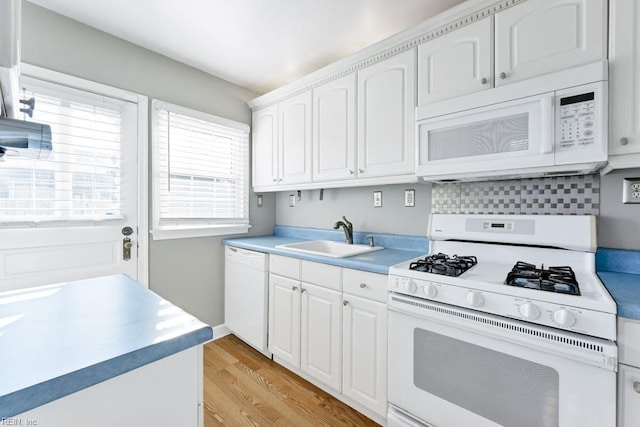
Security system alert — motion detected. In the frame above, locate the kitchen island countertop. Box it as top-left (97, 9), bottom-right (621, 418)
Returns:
top-left (0, 274), bottom-right (213, 418)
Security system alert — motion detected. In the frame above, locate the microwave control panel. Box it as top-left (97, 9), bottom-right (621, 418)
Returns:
top-left (558, 92), bottom-right (596, 149)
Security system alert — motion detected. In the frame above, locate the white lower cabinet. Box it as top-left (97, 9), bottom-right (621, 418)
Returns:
top-left (618, 316), bottom-right (640, 427)
top-left (300, 282), bottom-right (342, 391)
top-left (342, 293), bottom-right (388, 418)
top-left (268, 273), bottom-right (301, 367)
top-left (267, 255), bottom-right (388, 423)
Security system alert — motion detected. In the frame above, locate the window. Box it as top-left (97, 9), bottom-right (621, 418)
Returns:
top-left (151, 100), bottom-right (250, 239)
top-left (0, 76), bottom-right (138, 225)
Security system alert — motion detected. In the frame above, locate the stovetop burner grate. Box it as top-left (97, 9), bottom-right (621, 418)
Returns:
top-left (505, 261), bottom-right (581, 295)
top-left (409, 253), bottom-right (478, 277)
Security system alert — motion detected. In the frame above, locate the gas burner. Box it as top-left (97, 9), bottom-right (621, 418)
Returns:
top-left (505, 261), bottom-right (581, 295)
top-left (409, 253), bottom-right (478, 277)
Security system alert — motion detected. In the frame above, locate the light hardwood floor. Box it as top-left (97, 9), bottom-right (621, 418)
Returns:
top-left (203, 335), bottom-right (380, 426)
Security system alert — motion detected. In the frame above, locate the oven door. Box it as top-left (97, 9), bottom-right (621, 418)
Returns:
top-left (388, 294), bottom-right (617, 427)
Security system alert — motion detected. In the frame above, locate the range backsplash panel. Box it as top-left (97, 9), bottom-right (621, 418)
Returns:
top-left (432, 175), bottom-right (600, 215)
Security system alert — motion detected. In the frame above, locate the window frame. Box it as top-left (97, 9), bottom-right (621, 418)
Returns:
top-left (150, 99), bottom-right (251, 240)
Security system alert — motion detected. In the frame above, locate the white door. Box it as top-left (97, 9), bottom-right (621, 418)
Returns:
top-left (300, 281), bottom-right (342, 391)
top-left (268, 273), bottom-right (301, 367)
top-left (495, 0), bottom-right (606, 86)
top-left (609, 0), bottom-right (640, 156)
top-left (252, 104), bottom-right (279, 187)
top-left (417, 17), bottom-right (493, 105)
top-left (342, 294), bottom-right (387, 417)
top-left (357, 49), bottom-right (416, 178)
top-left (0, 69), bottom-right (145, 292)
top-left (278, 90), bottom-right (312, 185)
top-left (313, 73), bottom-right (356, 182)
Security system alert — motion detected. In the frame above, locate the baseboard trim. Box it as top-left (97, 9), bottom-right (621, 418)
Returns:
top-left (211, 324), bottom-right (230, 340)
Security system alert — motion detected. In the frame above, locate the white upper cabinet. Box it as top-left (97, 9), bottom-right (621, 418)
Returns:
top-left (418, 18), bottom-right (493, 105)
top-left (416, 0), bottom-right (606, 106)
top-left (313, 73), bottom-right (356, 182)
top-left (279, 90), bottom-right (313, 185)
top-left (495, 0), bottom-right (606, 86)
top-left (608, 0), bottom-right (640, 167)
top-left (251, 104), bottom-right (278, 188)
top-left (357, 49), bottom-right (416, 178)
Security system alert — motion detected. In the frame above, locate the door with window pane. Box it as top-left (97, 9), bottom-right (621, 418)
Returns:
top-left (0, 74), bottom-right (142, 292)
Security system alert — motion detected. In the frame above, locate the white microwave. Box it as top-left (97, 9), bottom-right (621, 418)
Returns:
top-left (416, 62), bottom-right (608, 181)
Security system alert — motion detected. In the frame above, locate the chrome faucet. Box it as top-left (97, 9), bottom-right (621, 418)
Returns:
top-left (333, 216), bottom-right (353, 244)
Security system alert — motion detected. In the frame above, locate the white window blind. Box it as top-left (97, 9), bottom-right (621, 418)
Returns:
top-left (152, 100), bottom-right (250, 238)
top-left (0, 81), bottom-right (129, 225)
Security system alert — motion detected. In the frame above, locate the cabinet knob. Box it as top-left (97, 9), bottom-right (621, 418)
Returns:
top-left (301, 288), bottom-right (306, 293)
top-left (634, 382), bottom-right (640, 393)
top-left (499, 72), bottom-right (508, 80)
top-left (620, 137), bottom-right (630, 146)
top-left (343, 300), bottom-right (349, 306)
top-left (348, 170), bottom-right (354, 175)
top-left (360, 283), bottom-right (367, 288)
top-left (273, 178), bottom-right (277, 182)
top-left (358, 168), bottom-right (364, 174)
top-left (292, 286), bottom-right (297, 291)
top-left (481, 77), bottom-right (489, 85)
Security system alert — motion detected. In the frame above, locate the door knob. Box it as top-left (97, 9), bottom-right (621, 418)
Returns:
top-left (481, 77), bottom-right (488, 85)
top-left (499, 72), bottom-right (508, 80)
top-left (620, 137), bottom-right (630, 146)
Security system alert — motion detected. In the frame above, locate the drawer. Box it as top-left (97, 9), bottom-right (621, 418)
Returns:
top-left (343, 268), bottom-right (388, 303)
top-left (301, 261), bottom-right (341, 291)
top-left (618, 364), bottom-right (640, 427)
top-left (619, 317), bottom-right (640, 367)
top-left (270, 255), bottom-right (301, 279)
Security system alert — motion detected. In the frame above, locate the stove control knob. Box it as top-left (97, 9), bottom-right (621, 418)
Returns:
top-left (553, 309), bottom-right (576, 328)
top-left (424, 284), bottom-right (438, 298)
top-left (466, 291), bottom-right (484, 308)
top-left (518, 302), bottom-right (540, 320)
top-left (404, 280), bottom-right (418, 294)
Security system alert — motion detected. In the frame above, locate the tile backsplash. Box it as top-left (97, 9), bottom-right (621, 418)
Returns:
top-left (432, 175), bottom-right (600, 215)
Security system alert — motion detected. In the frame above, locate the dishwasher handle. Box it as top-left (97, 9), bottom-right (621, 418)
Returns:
top-left (225, 246), bottom-right (268, 270)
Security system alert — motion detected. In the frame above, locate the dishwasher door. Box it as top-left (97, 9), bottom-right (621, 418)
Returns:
top-left (224, 246), bottom-right (270, 357)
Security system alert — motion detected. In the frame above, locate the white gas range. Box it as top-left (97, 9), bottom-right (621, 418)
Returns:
top-left (387, 214), bottom-right (617, 427)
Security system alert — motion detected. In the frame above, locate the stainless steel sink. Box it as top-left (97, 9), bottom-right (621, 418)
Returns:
top-left (275, 240), bottom-right (383, 258)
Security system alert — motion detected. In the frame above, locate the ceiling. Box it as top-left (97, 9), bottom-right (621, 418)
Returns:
top-left (26, 0), bottom-right (466, 95)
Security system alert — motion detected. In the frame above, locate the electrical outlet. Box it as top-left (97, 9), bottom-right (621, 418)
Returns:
top-left (373, 191), bottom-right (383, 208)
top-left (405, 189), bottom-right (415, 207)
top-left (257, 194), bottom-right (263, 208)
top-left (623, 178), bottom-right (640, 204)
top-left (289, 194), bottom-right (296, 207)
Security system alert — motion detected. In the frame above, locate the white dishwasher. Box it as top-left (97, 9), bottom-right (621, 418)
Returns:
top-left (224, 246), bottom-right (270, 357)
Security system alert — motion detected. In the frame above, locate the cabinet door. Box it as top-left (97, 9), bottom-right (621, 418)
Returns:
top-left (300, 282), bottom-right (342, 391)
top-left (313, 74), bottom-right (357, 182)
top-left (618, 364), bottom-right (640, 427)
top-left (279, 91), bottom-right (312, 185)
top-left (495, 0), bottom-right (606, 86)
top-left (418, 17), bottom-right (493, 105)
top-left (357, 49), bottom-right (416, 178)
top-left (342, 294), bottom-right (387, 417)
top-left (252, 104), bottom-right (279, 188)
top-left (609, 0), bottom-right (640, 157)
top-left (268, 274), bottom-right (301, 368)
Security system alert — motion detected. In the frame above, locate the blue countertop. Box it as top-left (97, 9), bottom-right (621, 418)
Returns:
top-left (597, 248), bottom-right (640, 321)
top-left (223, 226), bottom-right (429, 275)
top-left (0, 274), bottom-right (213, 418)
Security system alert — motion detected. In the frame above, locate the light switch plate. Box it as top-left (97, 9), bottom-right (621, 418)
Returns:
top-left (623, 178), bottom-right (640, 204)
top-left (289, 194), bottom-right (296, 207)
top-left (373, 191), bottom-right (382, 208)
top-left (405, 189), bottom-right (415, 207)
top-left (257, 195), bottom-right (263, 208)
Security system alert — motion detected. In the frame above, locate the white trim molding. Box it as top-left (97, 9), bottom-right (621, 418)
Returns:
top-left (248, 0), bottom-right (527, 110)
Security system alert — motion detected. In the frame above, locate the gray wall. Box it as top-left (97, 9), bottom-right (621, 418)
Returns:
top-left (22, 2), bottom-right (277, 327)
top-left (598, 167), bottom-right (640, 250)
top-left (275, 184), bottom-right (432, 236)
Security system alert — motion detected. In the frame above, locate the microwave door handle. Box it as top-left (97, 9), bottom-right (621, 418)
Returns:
top-left (540, 95), bottom-right (555, 154)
